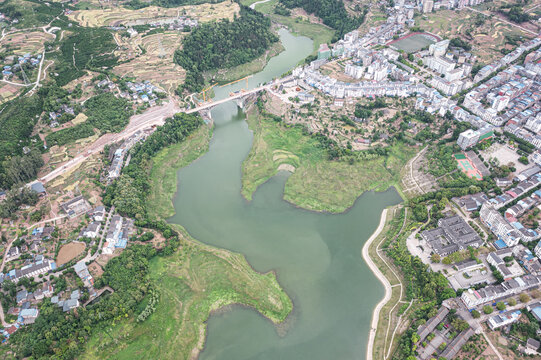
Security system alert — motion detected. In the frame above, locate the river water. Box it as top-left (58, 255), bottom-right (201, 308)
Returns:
top-left (168, 28), bottom-right (403, 360)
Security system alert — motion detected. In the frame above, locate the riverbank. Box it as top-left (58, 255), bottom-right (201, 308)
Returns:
top-left (364, 206), bottom-right (412, 360)
top-left (204, 39), bottom-right (285, 85)
top-left (362, 208), bottom-right (392, 360)
top-left (241, 105), bottom-right (415, 213)
top-left (83, 224), bottom-right (293, 360)
top-left (146, 124), bottom-right (212, 219)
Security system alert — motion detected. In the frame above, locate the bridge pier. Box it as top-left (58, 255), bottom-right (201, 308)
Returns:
top-left (234, 98), bottom-right (246, 109)
top-left (198, 108), bottom-right (213, 123)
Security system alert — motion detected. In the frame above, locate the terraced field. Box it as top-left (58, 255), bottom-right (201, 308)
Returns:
top-left (0, 31), bottom-right (54, 55)
top-left (113, 31), bottom-right (186, 94)
top-left (68, 1), bottom-right (239, 27)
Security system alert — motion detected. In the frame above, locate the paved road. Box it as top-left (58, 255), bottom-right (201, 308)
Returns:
top-left (82, 206), bottom-right (114, 263)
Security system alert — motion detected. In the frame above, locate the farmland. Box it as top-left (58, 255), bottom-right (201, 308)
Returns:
top-left (68, 1), bottom-right (240, 27)
top-left (0, 31), bottom-right (54, 55)
top-left (416, 9), bottom-right (535, 63)
top-left (112, 31), bottom-right (187, 94)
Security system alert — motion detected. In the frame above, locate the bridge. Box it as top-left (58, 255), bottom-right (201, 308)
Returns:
top-left (36, 77), bottom-right (292, 185)
top-left (185, 84), bottom-right (270, 115)
top-left (184, 76), bottom-right (293, 116)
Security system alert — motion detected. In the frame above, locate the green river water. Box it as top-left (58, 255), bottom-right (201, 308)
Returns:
top-left (168, 28), bottom-right (403, 360)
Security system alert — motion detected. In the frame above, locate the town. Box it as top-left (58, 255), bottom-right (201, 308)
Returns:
top-left (0, 0), bottom-right (541, 358)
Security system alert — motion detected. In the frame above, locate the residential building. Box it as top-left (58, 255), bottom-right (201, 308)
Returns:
top-left (488, 310), bottom-right (521, 329)
top-left (457, 129), bottom-right (479, 150)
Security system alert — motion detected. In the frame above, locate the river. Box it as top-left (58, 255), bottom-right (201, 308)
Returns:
top-left (168, 28), bottom-right (403, 360)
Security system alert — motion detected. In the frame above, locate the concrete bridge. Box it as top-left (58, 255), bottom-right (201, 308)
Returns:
top-left (185, 84), bottom-right (270, 115)
top-left (185, 76), bottom-right (293, 116)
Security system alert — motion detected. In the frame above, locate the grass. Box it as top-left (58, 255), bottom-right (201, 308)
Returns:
top-left (83, 225), bottom-right (292, 360)
top-left (146, 124), bottom-right (212, 219)
top-left (242, 108), bottom-right (416, 213)
top-left (368, 206), bottom-right (408, 360)
top-left (82, 121), bottom-right (293, 359)
top-left (269, 13), bottom-right (335, 53)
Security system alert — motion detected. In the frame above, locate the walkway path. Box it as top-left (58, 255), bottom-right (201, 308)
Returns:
top-left (481, 328), bottom-right (504, 360)
top-left (364, 207), bottom-right (409, 360)
top-left (363, 208), bottom-right (391, 360)
top-left (249, 0), bottom-right (272, 9)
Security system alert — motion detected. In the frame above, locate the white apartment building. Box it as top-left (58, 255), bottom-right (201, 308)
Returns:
top-left (424, 56), bottom-right (456, 74)
top-left (480, 203), bottom-right (521, 247)
top-left (457, 129), bottom-right (480, 150)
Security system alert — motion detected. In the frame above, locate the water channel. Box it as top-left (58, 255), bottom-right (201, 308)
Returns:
top-left (168, 28), bottom-right (403, 360)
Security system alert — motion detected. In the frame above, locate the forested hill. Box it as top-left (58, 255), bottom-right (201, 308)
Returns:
top-left (174, 6), bottom-right (278, 92)
top-left (279, 0), bottom-right (365, 39)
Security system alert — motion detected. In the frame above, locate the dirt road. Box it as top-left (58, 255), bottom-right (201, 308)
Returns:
top-left (40, 100), bottom-right (180, 184)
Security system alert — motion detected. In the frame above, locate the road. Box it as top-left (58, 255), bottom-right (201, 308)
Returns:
top-left (249, 0), bottom-right (272, 9)
top-left (465, 6), bottom-right (539, 36)
top-left (38, 77), bottom-right (288, 184)
top-left (40, 100), bottom-right (180, 184)
top-left (27, 50), bottom-right (47, 96)
top-left (82, 206), bottom-right (114, 263)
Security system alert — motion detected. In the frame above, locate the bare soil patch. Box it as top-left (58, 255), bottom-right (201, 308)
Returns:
top-left (56, 241), bottom-right (86, 266)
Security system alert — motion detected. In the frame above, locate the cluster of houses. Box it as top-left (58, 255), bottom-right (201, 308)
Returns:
top-left (1, 255), bottom-right (56, 283)
top-left (1, 281), bottom-right (54, 338)
top-left (61, 195), bottom-right (91, 219)
top-left (5, 226), bottom-right (54, 262)
top-left (479, 167), bottom-right (541, 246)
top-left (118, 80), bottom-right (163, 106)
top-left (96, 78), bottom-right (163, 106)
top-left (48, 104), bottom-right (75, 128)
top-left (123, 15), bottom-right (198, 30)
top-left (420, 215), bottom-right (483, 256)
top-left (415, 305), bottom-right (475, 360)
top-left (107, 129), bottom-right (151, 183)
top-left (2, 53), bottom-right (41, 80)
top-left (461, 274), bottom-right (541, 307)
top-left (103, 215), bottom-right (135, 255)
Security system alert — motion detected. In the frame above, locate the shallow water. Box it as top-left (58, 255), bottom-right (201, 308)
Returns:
top-left (168, 28), bottom-right (403, 360)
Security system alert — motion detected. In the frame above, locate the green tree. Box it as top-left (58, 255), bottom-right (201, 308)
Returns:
top-left (519, 293), bottom-right (530, 303)
top-left (483, 305), bottom-right (493, 314)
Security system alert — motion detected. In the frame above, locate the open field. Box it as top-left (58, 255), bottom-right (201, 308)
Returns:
top-left (390, 33), bottom-right (438, 53)
top-left (242, 106), bottom-right (416, 213)
top-left (416, 9), bottom-right (534, 63)
top-left (83, 225), bottom-right (292, 360)
top-left (147, 124), bottom-right (212, 219)
top-left (0, 31), bottom-right (54, 55)
top-left (0, 82), bottom-right (24, 104)
top-left (56, 241), bottom-right (86, 266)
top-left (68, 1), bottom-right (240, 27)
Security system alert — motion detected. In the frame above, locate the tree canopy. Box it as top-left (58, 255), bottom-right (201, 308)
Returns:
top-left (174, 7), bottom-right (278, 92)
